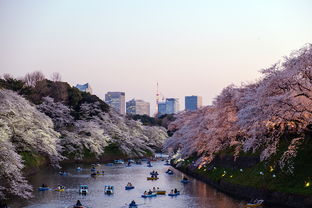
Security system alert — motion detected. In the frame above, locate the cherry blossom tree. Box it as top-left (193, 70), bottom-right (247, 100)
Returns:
top-left (165, 44), bottom-right (312, 173)
top-left (0, 90), bottom-right (61, 199)
top-left (38, 96), bottom-right (168, 159)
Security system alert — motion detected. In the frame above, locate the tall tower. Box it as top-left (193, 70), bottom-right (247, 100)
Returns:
top-left (155, 82), bottom-right (160, 114)
top-left (155, 82), bottom-right (166, 116)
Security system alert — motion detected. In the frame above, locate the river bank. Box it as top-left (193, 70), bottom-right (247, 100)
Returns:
top-left (22, 148), bottom-right (162, 176)
top-left (173, 163), bottom-right (312, 208)
top-left (21, 153), bottom-right (128, 176)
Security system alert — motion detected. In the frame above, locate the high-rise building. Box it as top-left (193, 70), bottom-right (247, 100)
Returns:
top-left (157, 98), bottom-right (179, 115)
top-left (166, 98), bottom-right (179, 114)
top-left (105, 92), bottom-right (125, 114)
top-left (126, 99), bottom-right (150, 116)
top-left (75, 83), bottom-right (92, 94)
top-left (185, 96), bottom-right (202, 111)
top-left (157, 102), bottom-right (167, 116)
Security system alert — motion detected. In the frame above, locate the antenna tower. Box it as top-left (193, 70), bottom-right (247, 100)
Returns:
top-left (156, 82), bottom-right (160, 114)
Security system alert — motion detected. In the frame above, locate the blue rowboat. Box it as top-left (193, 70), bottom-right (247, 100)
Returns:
top-left (38, 187), bottom-right (49, 191)
top-left (168, 192), bottom-right (180, 196)
top-left (181, 179), bottom-right (190, 184)
top-left (141, 193), bottom-right (157, 198)
top-left (125, 186), bottom-right (135, 190)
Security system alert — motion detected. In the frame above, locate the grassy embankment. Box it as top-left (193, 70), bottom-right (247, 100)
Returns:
top-left (177, 135), bottom-right (312, 196)
top-left (20, 152), bottom-right (48, 175)
top-left (60, 142), bottom-right (154, 163)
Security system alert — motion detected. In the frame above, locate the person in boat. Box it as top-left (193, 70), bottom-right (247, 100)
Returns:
top-left (170, 189), bottom-right (174, 194)
top-left (41, 184), bottom-right (47, 187)
top-left (129, 200), bottom-right (136, 206)
top-left (144, 191), bottom-right (147, 195)
top-left (166, 168), bottom-right (171, 173)
top-left (152, 187), bottom-right (156, 192)
top-left (148, 189), bottom-right (153, 195)
top-left (183, 177), bottom-right (188, 181)
top-left (75, 200), bottom-right (82, 206)
top-left (174, 188), bottom-right (178, 194)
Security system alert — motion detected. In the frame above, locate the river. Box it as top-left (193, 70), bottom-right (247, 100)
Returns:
top-left (11, 160), bottom-right (249, 208)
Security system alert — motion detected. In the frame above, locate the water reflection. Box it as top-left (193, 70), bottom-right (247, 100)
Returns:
top-left (11, 162), bottom-right (245, 208)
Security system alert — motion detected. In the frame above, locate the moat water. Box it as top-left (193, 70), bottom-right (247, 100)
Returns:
top-left (10, 160), bottom-right (258, 208)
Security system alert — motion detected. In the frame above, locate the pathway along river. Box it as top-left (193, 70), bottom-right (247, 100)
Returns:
top-left (11, 161), bottom-right (271, 208)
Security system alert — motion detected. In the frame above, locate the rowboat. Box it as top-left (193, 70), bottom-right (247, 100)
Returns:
top-left (155, 190), bottom-right (166, 195)
top-left (168, 191), bottom-right (180, 196)
top-left (147, 177), bottom-right (159, 180)
top-left (245, 199), bottom-right (264, 207)
top-left (141, 193), bottom-right (157, 198)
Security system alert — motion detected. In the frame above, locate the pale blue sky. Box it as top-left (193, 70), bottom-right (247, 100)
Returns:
top-left (0, 0), bottom-right (311, 114)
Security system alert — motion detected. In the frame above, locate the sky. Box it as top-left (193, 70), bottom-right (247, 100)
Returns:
top-left (0, 0), bottom-right (311, 115)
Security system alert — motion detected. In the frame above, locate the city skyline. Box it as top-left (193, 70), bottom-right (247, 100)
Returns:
top-left (75, 82), bottom-right (203, 114)
top-left (1, 0), bottom-right (311, 115)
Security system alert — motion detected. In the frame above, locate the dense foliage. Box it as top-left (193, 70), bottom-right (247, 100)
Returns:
top-left (0, 90), bottom-right (61, 199)
top-left (38, 97), bottom-right (167, 159)
top-left (166, 44), bottom-right (312, 175)
top-left (0, 74), bottom-right (168, 200)
top-left (128, 114), bottom-right (176, 129)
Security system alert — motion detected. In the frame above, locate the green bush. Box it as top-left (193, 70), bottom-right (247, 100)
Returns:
top-left (20, 152), bottom-right (46, 168)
